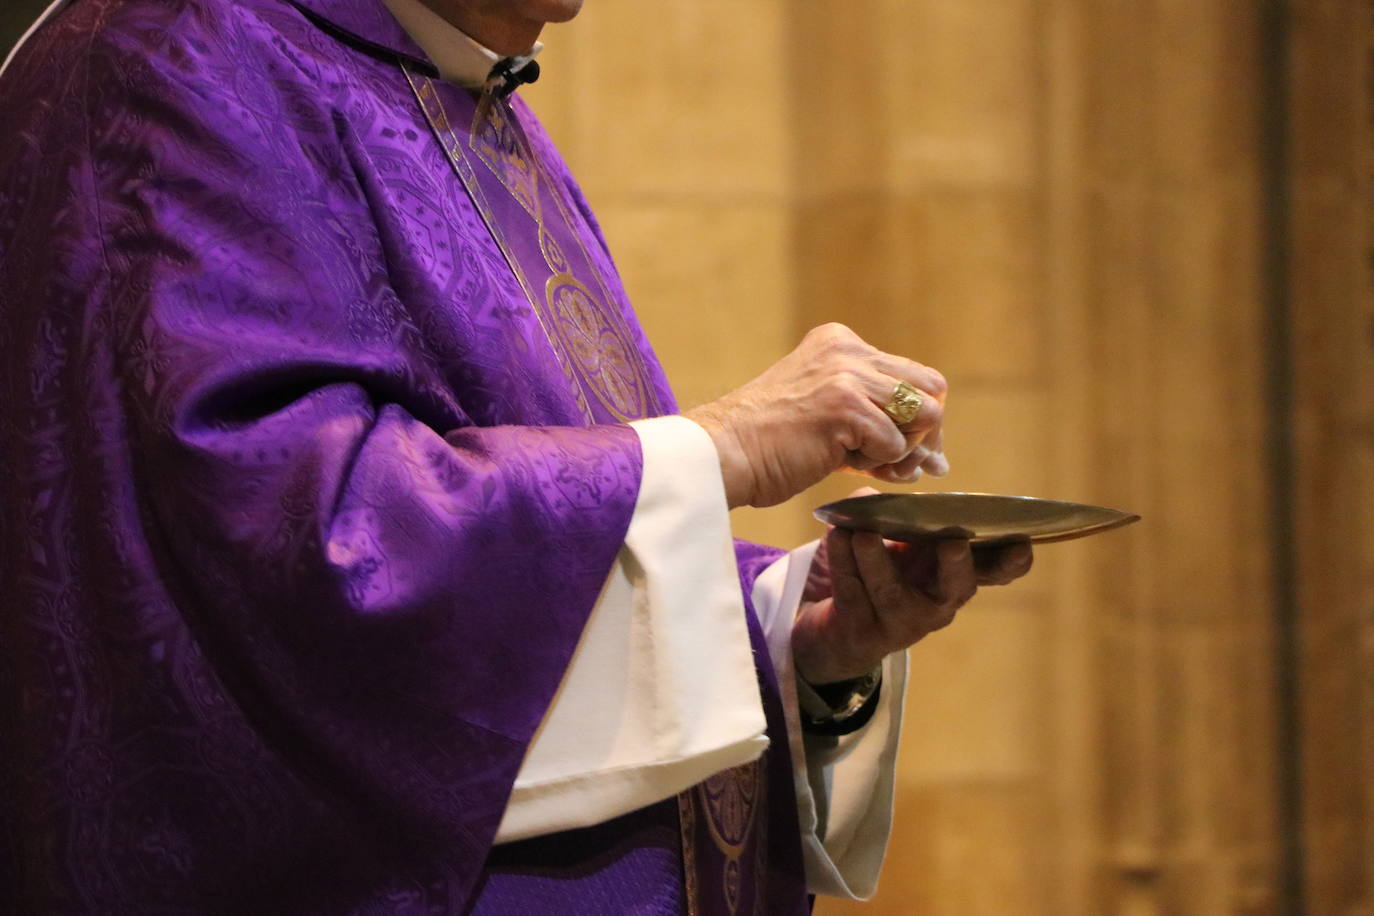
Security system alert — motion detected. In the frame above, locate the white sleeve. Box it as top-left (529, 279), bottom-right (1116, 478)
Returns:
top-left (495, 415), bottom-right (768, 843)
top-left (750, 543), bottom-right (908, 901)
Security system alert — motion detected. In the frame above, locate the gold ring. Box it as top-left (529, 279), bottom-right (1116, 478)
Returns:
top-left (882, 381), bottom-right (924, 425)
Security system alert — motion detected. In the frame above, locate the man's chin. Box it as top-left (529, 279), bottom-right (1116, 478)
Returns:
top-left (537, 0), bottom-right (585, 23)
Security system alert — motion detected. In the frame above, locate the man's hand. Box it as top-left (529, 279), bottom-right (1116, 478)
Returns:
top-left (790, 491), bottom-right (1034, 685)
top-left (685, 323), bottom-right (948, 508)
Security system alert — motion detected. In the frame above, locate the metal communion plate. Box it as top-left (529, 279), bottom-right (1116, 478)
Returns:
top-left (813, 492), bottom-right (1141, 545)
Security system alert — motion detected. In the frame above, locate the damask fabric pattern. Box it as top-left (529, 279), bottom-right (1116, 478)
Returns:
top-left (675, 548), bottom-right (810, 916)
top-left (0, 0), bottom-right (808, 912)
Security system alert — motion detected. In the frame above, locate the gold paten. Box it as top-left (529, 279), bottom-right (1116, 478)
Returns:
top-left (814, 492), bottom-right (1141, 545)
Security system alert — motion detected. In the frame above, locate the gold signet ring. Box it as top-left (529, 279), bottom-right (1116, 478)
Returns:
top-left (883, 381), bottom-right (925, 425)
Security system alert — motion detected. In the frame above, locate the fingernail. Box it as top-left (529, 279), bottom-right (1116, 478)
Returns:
top-left (926, 451), bottom-right (950, 477)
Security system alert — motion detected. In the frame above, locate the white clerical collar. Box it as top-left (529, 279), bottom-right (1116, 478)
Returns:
top-left (380, 0), bottom-right (542, 89)
top-left (1, 0), bottom-right (71, 79)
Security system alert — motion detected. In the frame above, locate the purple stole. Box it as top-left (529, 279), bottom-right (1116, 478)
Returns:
top-left (402, 68), bottom-right (811, 915)
top-left (678, 603), bottom-right (812, 915)
top-left (405, 67), bottom-right (664, 426)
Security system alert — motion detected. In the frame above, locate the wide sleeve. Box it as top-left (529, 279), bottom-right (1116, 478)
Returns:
top-left (497, 416), bottom-right (769, 841)
top-left (750, 544), bottom-right (909, 900)
top-left (74, 14), bottom-right (641, 891)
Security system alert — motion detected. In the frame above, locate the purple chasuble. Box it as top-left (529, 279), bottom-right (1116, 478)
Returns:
top-left (0, 0), bottom-right (811, 912)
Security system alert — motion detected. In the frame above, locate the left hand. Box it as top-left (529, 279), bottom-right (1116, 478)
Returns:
top-left (791, 488), bottom-right (1034, 685)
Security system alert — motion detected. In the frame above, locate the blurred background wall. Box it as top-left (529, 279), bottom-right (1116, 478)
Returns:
top-left (524, 2), bottom-right (1373, 913)
top-left (3, 1), bottom-right (1370, 913)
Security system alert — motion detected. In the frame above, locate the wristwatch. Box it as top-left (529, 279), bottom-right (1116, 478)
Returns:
top-left (796, 668), bottom-right (882, 737)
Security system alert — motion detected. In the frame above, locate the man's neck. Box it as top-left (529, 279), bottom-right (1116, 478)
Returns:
top-left (412, 0), bottom-right (542, 56)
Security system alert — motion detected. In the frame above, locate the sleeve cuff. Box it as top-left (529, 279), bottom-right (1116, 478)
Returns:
top-left (496, 416), bottom-right (767, 842)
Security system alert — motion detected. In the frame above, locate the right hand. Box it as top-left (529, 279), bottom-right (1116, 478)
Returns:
top-left (684, 323), bottom-right (948, 508)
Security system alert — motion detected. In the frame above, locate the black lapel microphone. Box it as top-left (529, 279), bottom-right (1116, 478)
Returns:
top-left (488, 59), bottom-right (541, 98)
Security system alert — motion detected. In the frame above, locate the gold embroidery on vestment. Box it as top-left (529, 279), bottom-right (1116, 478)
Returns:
top-left (404, 64), bottom-right (658, 421)
top-left (678, 790), bottom-right (701, 916)
top-left (698, 759), bottom-right (763, 915)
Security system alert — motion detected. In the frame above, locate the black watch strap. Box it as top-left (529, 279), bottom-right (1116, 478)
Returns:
top-left (797, 669), bottom-right (882, 737)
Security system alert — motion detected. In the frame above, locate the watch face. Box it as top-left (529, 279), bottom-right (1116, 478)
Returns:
top-left (814, 492), bottom-right (1140, 546)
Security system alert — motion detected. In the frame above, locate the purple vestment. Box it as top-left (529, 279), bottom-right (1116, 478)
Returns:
top-left (0, 0), bottom-right (810, 912)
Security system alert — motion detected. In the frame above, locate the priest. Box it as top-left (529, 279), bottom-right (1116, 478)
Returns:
top-left (0, 0), bottom-right (1033, 912)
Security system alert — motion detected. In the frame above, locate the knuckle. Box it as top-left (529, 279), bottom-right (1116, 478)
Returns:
top-left (811, 321), bottom-right (854, 345)
top-left (926, 369), bottom-right (949, 397)
top-left (912, 602), bottom-right (954, 634)
top-left (877, 437), bottom-right (907, 463)
top-left (837, 383), bottom-right (870, 412)
top-left (846, 451), bottom-right (881, 470)
top-left (924, 397), bottom-right (945, 424)
top-left (833, 364), bottom-right (865, 389)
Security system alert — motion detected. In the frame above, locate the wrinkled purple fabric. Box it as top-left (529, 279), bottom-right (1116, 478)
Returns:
top-left (0, 0), bottom-right (810, 912)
